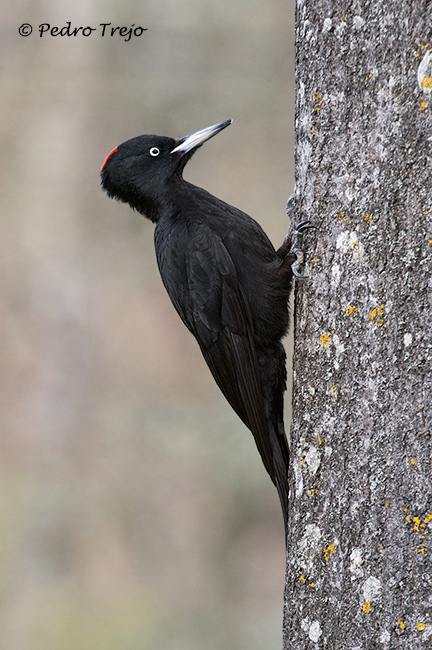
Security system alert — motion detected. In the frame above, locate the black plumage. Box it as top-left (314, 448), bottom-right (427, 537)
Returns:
top-left (101, 120), bottom-right (307, 536)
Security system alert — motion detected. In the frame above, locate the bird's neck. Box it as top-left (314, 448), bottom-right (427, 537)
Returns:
top-left (137, 176), bottom-right (192, 224)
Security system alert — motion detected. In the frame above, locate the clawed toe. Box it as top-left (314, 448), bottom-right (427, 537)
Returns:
top-left (286, 194), bottom-right (296, 217)
top-left (287, 221), bottom-right (316, 280)
top-left (291, 259), bottom-right (309, 279)
top-left (278, 196), bottom-right (317, 278)
top-left (295, 220), bottom-right (317, 234)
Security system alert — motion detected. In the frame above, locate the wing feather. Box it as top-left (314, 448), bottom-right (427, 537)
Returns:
top-left (184, 223), bottom-right (277, 484)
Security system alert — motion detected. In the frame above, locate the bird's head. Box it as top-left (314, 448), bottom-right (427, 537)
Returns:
top-left (100, 120), bottom-right (232, 221)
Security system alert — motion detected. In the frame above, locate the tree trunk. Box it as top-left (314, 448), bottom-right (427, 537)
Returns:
top-left (284, 2), bottom-right (432, 648)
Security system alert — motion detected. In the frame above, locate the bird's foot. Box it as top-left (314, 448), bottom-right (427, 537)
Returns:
top-left (289, 221), bottom-right (316, 278)
top-left (277, 195), bottom-right (317, 279)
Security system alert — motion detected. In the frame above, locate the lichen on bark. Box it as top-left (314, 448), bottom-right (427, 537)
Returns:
top-left (284, 2), bottom-right (432, 648)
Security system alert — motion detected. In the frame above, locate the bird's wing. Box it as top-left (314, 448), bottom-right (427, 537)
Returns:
top-left (172, 221), bottom-right (276, 484)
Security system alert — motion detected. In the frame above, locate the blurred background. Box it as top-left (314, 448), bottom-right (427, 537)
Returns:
top-left (1, 1), bottom-right (295, 648)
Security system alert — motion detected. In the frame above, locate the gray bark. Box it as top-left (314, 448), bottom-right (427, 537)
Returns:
top-left (284, 2), bottom-right (432, 648)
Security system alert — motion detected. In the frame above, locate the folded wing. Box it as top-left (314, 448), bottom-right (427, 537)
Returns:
top-left (176, 222), bottom-right (277, 485)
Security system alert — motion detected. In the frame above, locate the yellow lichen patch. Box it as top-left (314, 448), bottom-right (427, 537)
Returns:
top-left (395, 619), bottom-right (405, 631)
top-left (300, 574), bottom-right (306, 583)
top-left (363, 601), bottom-right (371, 613)
top-left (421, 102), bottom-right (429, 110)
top-left (309, 583), bottom-right (316, 588)
top-left (308, 489), bottom-right (318, 497)
top-left (369, 305), bottom-right (385, 327)
top-left (384, 502), bottom-right (389, 508)
top-left (313, 92), bottom-right (324, 112)
top-left (406, 512), bottom-right (432, 554)
top-left (406, 511), bottom-right (432, 552)
top-left (320, 333), bottom-right (332, 349)
top-left (363, 213), bottom-right (373, 224)
top-left (411, 459), bottom-right (418, 465)
top-left (422, 76), bottom-right (432, 87)
top-left (332, 386), bottom-right (337, 392)
top-left (352, 240), bottom-right (360, 257)
top-left (345, 305), bottom-right (358, 317)
top-left (418, 622), bottom-right (427, 630)
top-left (336, 210), bottom-right (344, 220)
top-left (323, 542), bottom-right (337, 562)
top-left (312, 257), bottom-right (317, 262)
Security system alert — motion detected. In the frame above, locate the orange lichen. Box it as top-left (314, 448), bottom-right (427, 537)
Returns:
top-left (369, 305), bottom-right (384, 327)
top-left (324, 542), bottom-right (337, 562)
top-left (320, 333), bottom-right (332, 349)
top-left (352, 240), bottom-right (360, 257)
top-left (345, 305), bottom-right (358, 317)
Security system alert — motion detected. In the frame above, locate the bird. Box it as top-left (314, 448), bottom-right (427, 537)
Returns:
top-left (101, 120), bottom-right (312, 538)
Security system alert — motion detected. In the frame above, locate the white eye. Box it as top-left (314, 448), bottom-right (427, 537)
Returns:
top-left (149, 147), bottom-right (160, 157)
